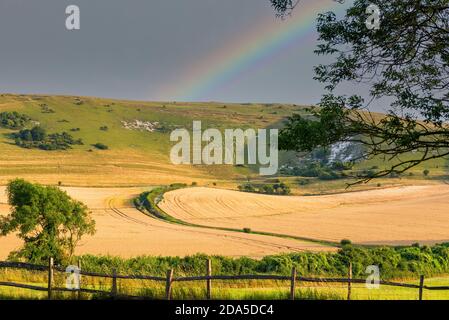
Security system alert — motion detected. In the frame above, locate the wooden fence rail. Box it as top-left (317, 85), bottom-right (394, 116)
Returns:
top-left (0, 258), bottom-right (445, 300)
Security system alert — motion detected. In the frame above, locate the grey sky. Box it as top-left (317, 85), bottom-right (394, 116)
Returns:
top-left (0, 0), bottom-right (357, 106)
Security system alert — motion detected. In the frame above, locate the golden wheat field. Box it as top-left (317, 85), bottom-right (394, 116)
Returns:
top-left (3, 181), bottom-right (449, 260)
top-left (159, 185), bottom-right (449, 246)
top-left (0, 186), bottom-right (333, 260)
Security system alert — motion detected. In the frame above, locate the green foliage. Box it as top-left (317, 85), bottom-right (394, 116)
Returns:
top-left (169, 183), bottom-right (188, 189)
top-left (269, 0), bottom-right (298, 18)
top-left (280, 162), bottom-right (343, 181)
top-left (331, 161), bottom-right (353, 171)
top-left (0, 179), bottom-right (96, 264)
top-left (238, 182), bottom-right (291, 195)
top-left (358, 168), bottom-right (377, 179)
top-left (0, 111), bottom-right (30, 129)
top-left (92, 143), bottom-right (109, 150)
top-left (75, 243), bottom-right (449, 279)
top-left (238, 183), bottom-right (256, 193)
top-left (262, 184), bottom-right (274, 194)
top-left (423, 169), bottom-right (430, 176)
top-left (273, 183), bottom-right (290, 195)
top-left (134, 184), bottom-right (188, 223)
top-left (14, 127), bottom-right (83, 150)
top-left (18, 126), bottom-right (46, 141)
top-left (277, 0), bottom-right (449, 182)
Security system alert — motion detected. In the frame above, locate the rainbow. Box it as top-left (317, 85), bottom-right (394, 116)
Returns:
top-left (160, 0), bottom-right (345, 101)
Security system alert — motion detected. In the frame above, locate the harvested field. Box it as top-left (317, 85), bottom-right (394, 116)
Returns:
top-left (159, 185), bottom-right (449, 246)
top-left (0, 186), bottom-right (333, 260)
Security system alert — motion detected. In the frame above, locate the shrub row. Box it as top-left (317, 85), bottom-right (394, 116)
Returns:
top-left (238, 182), bottom-right (291, 195)
top-left (74, 243), bottom-right (449, 280)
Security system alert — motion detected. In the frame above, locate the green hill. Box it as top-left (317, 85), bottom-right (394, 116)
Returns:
top-left (0, 94), bottom-right (306, 186)
top-left (0, 93), bottom-right (446, 190)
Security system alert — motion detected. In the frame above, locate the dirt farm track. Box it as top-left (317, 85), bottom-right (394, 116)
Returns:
top-left (1, 184), bottom-right (449, 260)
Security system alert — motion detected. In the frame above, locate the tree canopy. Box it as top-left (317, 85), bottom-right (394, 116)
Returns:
top-left (271, 0), bottom-right (449, 182)
top-left (0, 179), bottom-right (95, 264)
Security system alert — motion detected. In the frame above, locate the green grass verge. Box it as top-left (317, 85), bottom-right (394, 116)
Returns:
top-left (134, 185), bottom-right (340, 248)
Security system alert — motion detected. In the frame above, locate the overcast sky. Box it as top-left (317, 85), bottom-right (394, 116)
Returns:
top-left (0, 0), bottom-right (360, 106)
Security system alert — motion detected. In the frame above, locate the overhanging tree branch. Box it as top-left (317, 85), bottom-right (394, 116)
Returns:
top-left (273, 0), bottom-right (449, 183)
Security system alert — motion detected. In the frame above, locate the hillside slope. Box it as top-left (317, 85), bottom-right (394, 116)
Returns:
top-left (0, 94), bottom-right (302, 186)
top-left (0, 94), bottom-right (447, 189)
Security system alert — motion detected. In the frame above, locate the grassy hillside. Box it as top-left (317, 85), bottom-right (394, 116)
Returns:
top-left (0, 93), bottom-right (447, 190)
top-left (0, 94), bottom-right (304, 186)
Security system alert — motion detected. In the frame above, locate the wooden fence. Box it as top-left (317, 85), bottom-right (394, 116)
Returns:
top-left (0, 259), bottom-right (448, 300)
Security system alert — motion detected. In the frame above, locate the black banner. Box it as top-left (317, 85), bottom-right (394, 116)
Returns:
top-left (0, 300), bottom-right (445, 319)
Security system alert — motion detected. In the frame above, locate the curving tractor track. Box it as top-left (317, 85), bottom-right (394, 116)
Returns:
top-left (0, 186), bottom-right (336, 259)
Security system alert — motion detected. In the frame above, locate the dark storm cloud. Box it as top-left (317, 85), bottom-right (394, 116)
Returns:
top-left (0, 0), bottom-right (373, 108)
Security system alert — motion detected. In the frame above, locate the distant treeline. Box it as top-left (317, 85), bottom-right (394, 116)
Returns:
top-left (280, 161), bottom-right (352, 181)
top-left (238, 182), bottom-right (291, 195)
top-left (74, 243), bottom-right (449, 280)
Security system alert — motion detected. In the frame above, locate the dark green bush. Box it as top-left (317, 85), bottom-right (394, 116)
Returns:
top-left (238, 183), bottom-right (256, 193)
top-left (238, 182), bottom-right (290, 195)
top-left (331, 161), bottom-right (353, 171)
top-left (93, 143), bottom-right (109, 150)
top-left (0, 111), bottom-right (30, 129)
top-left (14, 127), bottom-right (82, 150)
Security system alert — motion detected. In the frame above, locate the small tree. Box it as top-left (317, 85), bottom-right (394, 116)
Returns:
top-left (30, 126), bottom-right (46, 141)
top-left (423, 169), bottom-right (430, 176)
top-left (262, 184), bottom-right (275, 194)
top-left (93, 143), bottom-right (109, 150)
top-left (0, 179), bottom-right (95, 264)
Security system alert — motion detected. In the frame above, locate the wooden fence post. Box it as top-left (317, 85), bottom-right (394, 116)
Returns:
top-left (165, 269), bottom-right (174, 300)
top-left (111, 268), bottom-right (117, 298)
top-left (419, 275), bottom-right (425, 301)
top-left (47, 257), bottom-right (54, 300)
top-left (206, 259), bottom-right (212, 300)
top-left (290, 267), bottom-right (297, 300)
top-left (77, 259), bottom-right (82, 300)
top-left (347, 262), bottom-right (352, 301)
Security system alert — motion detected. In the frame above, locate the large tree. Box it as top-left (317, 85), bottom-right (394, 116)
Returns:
top-left (0, 179), bottom-right (95, 264)
top-left (271, 0), bottom-right (449, 182)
